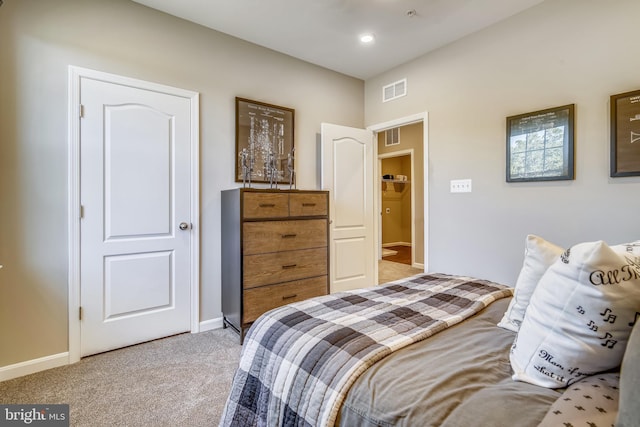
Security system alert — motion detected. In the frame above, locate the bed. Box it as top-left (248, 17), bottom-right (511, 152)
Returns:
top-left (220, 238), bottom-right (640, 427)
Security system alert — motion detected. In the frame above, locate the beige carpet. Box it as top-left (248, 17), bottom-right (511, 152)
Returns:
top-left (378, 259), bottom-right (423, 284)
top-left (0, 328), bottom-right (242, 426)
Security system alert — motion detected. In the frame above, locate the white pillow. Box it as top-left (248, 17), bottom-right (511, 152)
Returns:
top-left (497, 235), bottom-right (563, 332)
top-left (510, 241), bottom-right (640, 388)
top-left (612, 241), bottom-right (640, 254)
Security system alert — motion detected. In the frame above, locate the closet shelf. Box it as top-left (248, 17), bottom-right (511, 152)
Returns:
top-left (381, 179), bottom-right (410, 184)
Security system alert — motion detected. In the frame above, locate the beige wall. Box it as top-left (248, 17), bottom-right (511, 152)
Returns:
top-left (378, 123), bottom-right (425, 264)
top-left (365, 0), bottom-right (640, 285)
top-left (0, 0), bottom-right (363, 367)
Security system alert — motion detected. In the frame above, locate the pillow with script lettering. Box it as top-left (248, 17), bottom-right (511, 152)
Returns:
top-left (498, 235), bottom-right (563, 332)
top-left (510, 240), bottom-right (640, 388)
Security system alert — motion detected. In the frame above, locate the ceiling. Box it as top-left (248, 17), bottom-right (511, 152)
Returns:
top-left (131, 0), bottom-right (544, 80)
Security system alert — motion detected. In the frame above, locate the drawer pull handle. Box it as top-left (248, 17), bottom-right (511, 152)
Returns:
top-left (282, 294), bottom-right (298, 300)
top-left (281, 233), bottom-right (297, 238)
top-left (259, 203), bottom-right (276, 208)
top-left (282, 264), bottom-right (297, 269)
top-left (302, 203), bottom-right (316, 207)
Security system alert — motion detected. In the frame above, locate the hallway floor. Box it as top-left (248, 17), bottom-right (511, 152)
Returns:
top-left (378, 245), bottom-right (422, 285)
top-left (381, 245), bottom-right (412, 265)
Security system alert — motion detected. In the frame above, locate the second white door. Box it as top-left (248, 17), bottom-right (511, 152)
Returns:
top-left (321, 123), bottom-right (376, 292)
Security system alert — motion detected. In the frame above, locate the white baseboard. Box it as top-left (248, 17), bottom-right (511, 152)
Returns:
top-left (199, 316), bottom-right (224, 332)
top-left (412, 262), bottom-right (425, 270)
top-left (382, 242), bottom-right (411, 247)
top-left (0, 352), bottom-right (69, 382)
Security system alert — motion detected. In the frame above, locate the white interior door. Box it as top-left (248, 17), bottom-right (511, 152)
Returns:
top-left (321, 123), bottom-right (376, 292)
top-left (79, 75), bottom-right (193, 357)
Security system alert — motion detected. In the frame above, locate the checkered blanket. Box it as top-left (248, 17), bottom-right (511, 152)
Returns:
top-left (220, 273), bottom-right (512, 427)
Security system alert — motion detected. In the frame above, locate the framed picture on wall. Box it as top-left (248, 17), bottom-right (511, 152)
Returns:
top-left (235, 97), bottom-right (295, 184)
top-left (506, 104), bottom-right (575, 182)
top-left (610, 89), bottom-right (640, 177)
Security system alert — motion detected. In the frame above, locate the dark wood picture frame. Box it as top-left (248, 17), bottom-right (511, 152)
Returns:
top-left (610, 89), bottom-right (640, 177)
top-left (235, 97), bottom-right (295, 184)
top-left (506, 104), bottom-right (575, 182)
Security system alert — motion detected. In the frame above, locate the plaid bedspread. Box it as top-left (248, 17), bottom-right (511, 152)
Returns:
top-left (220, 273), bottom-right (512, 427)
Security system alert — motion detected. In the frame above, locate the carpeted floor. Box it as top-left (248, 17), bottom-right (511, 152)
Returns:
top-left (378, 259), bottom-right (422, 284)
top-left (0, 328), bottom-right (242, 426)
top-left (1, 264), bottom-right (421, 426)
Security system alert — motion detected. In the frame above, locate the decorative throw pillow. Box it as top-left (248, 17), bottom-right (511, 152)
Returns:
top-left (612, 241), bottom-right (640, 254)
top-left (538, 373), bottom-right (620, 427)
top-left (510, 241), bottom-right (640, 388)
top-left (497, 235), bottom-right (563, 332)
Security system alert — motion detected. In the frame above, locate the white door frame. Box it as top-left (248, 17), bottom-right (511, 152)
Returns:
top-left (367, 112), bottom-right (428, 272)
top-left (67, 66), bottom-right (200, 363)
top-left (378, 149), bottom-right (416, 266)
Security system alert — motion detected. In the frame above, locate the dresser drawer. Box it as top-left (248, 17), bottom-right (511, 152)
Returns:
top-left (289, 192), bottom-right (328, 217)
top-left (242, 276), bottom-right (327, 323)
top-left (243, 247), bottom-right (327, 288)
top-left (243, 219), bottom-right (327, 255)
top-left (243, 192), bottom-right (289, 219)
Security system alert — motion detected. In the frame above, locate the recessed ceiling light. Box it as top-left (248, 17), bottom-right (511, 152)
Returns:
top-left (359, 34), bottom-right (375, 44)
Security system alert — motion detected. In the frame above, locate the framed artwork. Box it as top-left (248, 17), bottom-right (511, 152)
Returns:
top-left (506, 104), bottom-right (575, 182)
top-left (610, 89), bottom-right (640, 177)
top-left (235, 97), bottom-right (295, 184)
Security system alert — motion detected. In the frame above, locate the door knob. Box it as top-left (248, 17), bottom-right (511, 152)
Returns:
top-left (179, 222), bottom-right (190, 230)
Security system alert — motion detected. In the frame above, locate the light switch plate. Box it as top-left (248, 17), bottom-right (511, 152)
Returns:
top-left (450, 179), bottom-right (472, 193)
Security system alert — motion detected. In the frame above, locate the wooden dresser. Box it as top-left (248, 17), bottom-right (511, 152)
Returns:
top-left (221, 188), bottom-right (329, 342)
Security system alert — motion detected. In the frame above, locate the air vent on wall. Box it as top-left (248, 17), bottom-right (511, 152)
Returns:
top-left (382, 78), bottom-right (407, 102)
top-left (385, 128), bottom-right (400, 146)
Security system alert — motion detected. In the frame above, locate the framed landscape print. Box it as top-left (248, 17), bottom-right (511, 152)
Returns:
top-left (610, 89), bottom-right (640, 177)
top-left (235, 97), bottom-right (295, 184)
top-left (506, 104), bottom-right (575, 182)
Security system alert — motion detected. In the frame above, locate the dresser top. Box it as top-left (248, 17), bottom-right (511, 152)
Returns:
top-left (223, 188), bottom-right (328, 194)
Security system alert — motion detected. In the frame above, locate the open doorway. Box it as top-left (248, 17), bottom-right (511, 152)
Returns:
top-left (380, 153), bottom-right (413, 262)
top-left (374, 122), bottom-right (425, 284)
